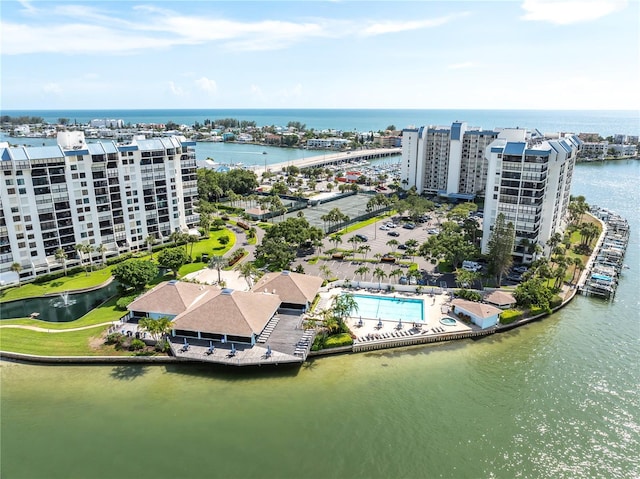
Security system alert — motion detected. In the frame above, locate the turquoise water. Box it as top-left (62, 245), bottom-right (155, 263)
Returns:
top-left (352, 294), bottom-right (424, 322)
top-left (3, 108), bottom-right (638, 135)
top-left (440, 317), bottom-right (457, 326)
top-left (1, 143), bottom-right (638, 478)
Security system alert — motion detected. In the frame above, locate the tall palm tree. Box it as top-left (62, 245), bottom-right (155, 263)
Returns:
top-left (187, 235), bottom-right (199, 260)
top-left (389, 268), bottom-right (403, 284)
top-left (359, 244), bottom-right (371, 261)
top-left (146, 235), bottom-right (156, 259)
top-left (55, 248), bottom-right (68, 276)
top-left (83, 244), bottom-right (95, 274)
top-left (96, 244), bottom-right (107, 265)
top-left (571, 257), bottom-right (585, 284)
top-left (373, 267), bottom-right (387, 289)
top-left (331, 293), bottom-right (359, 327)
top-left (11, 262), bottom-right (22, 286)
top-left (209, 255), bottom-right (227, 284)
top-left (235, 261), bottom-right (258, 288)
top-left (355, 265), bottom-right (370, 281)
top-left (386, 239), bottom-right (399, 253)
top-left (75, 244), bottom-right (85, 266)
top-left (319, 264), bottom-right (333, 281)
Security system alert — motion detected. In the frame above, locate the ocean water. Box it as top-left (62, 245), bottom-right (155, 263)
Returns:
top-left (1, 160), bottom-right (638, 479)
top-left (2, 108), bottom-right (639, 136)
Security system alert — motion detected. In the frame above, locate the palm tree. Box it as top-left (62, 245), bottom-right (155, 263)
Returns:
top-left (146, 235), bottom-right (157, 259)
top-left (330, 233), bottom-right (343, 251)
top-left (386, 239), bottom-right (399, 253)
top-left (319, 264), bottom-right (333, 281)
top-left (235, 261), bottom-right (258, 288)
top-left (96, 244), bottom-right (107, 265)
top-left (187, 234), bottom-right (199, 260)
top-left (138, 316), bottom-right (173, 348)
top-left (55, 248), bottom-right (68, 276)
top-left (11, 262), bottom-right (22, 286)
top-left (75, 244), bottom-right (85, 266)
top-left (348, 236), bottom-right (362, 257)
top-left (373, 267), bottom-right (387, 289)
top-left (83, 244), bottom-right (95, 274)
top-left (359, 244), bottom-right (371, 261)
top-left (209, 255), bottom-right (227, 284)
top-left (389, 268), bottom-right (403, 284)
top-left (571, 257), bottom-right (585, 284)
top-left (331, 293), bottom-right (359, 327)
top-left (546, 232), bottom-right (563, 258)
top-left (355, 265), bottom-right (370, 281)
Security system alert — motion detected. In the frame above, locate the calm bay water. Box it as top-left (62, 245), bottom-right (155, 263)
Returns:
top-left (1, 112), bottom-right (639, 478)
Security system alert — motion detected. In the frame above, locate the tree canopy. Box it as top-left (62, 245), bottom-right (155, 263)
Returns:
top-left (112, 259), bottom-right (159, 290)
top-left (486, 212), bottom-right (515, 285)
top-left (197, 168), bottom-right (258, 201)
top-left (157, 247), bottom-right (189, 278)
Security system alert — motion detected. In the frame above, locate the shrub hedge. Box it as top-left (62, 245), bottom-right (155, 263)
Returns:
top-left (500, 309), bottom-right (523, 324)
top-left (324, 333), bottom-right (353, 349)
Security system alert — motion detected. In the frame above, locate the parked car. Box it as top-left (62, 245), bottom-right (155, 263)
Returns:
top-left (399, 276), bottom-right (408, 285)
top-left (403, 223), bottom-right (416, 229)
top-left (386, 223), bottom-right (397, 228)
top-left (379, 225), bottom-right (389, 230)
top-left (387, 231), bottom-right (400, 237)
top-left (427, 229), bottom-right (440, 235)
top-left (355, 234), bottom-right (368, 242)
top-left (398, 244), bottom-right (408, 250)
top-left (462, 260), bottom-right (482, 272)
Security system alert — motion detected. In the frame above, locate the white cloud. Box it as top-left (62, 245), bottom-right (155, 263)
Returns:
top-left (195, 77), bottom-right (217, 95)
top-left (168, 81), bottom-right (185, 96)
top-left (362, 13), bottom-right (469, 36)
top-left (520, 0), bottom-right (627, 24)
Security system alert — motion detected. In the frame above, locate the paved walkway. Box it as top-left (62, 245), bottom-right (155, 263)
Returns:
top-left (0, 321), bottom-right (115, 333)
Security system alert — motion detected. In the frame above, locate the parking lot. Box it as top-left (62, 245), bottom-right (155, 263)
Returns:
top-left (292, 213), bottom-right (461, 288)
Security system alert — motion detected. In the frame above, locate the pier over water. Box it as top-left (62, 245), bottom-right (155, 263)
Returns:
top-left (256, 147), bottom-right (401, 175)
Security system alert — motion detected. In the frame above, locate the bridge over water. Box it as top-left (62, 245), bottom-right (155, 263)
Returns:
top-left (256, 147), bottom-right (401, 175)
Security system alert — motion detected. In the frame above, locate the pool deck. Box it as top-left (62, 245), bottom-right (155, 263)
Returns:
top-left (317, 287), bottom-right (476, 346)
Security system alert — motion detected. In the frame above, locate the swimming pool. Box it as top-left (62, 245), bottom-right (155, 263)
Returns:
top-left (350, 294), bottom-right (424, 322)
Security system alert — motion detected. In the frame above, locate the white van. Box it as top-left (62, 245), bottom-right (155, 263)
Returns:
top-left (462, 261), bottom-right (482, 272)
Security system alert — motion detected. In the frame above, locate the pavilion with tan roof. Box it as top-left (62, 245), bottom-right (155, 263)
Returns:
top-left (251, 270), bottom-right (323, 311)
top-left (127, 280), bottom-right (281, 344)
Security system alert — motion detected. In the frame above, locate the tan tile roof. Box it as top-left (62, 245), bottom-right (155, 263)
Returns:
top-left (127, 281), bottom-right (212, 316)
top-left (484, 290), bottom-right (516, 306)
top-left (171, 289), bottom-right (281, 337)
top-left (452, 298), bottom-right (502, 319)
top-left (251, 271), bottom-right (323, 305)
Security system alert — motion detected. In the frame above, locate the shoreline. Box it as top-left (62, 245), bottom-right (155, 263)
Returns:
top-left (0, 207), bottom-right (622, 368)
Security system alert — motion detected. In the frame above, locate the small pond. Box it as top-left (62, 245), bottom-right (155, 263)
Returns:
top-left (1, 281), bottom-right (120, 322)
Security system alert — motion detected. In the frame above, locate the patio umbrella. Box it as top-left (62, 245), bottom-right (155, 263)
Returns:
top-left (231, 343), bottom-right (236, 355)
top-left (208, 341), bottom-right (215, 353)
top-left (377, 319), bottom-right (383, 329)
top-left (397, 318), bottom-right (403, 329)
top-left (267, 344), bottom-right (272, 357)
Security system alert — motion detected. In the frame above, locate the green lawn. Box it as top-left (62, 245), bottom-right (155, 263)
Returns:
top-left (340, 211), bottom-right (394, 234)
top-left (0, 267), bottom-right (114, 303)
top-left (0, 327), bottom-right (114, 356)
top-left (0, 296), bottom-right (139, 355)
top-left (0, 228), bottom-right (236, 303)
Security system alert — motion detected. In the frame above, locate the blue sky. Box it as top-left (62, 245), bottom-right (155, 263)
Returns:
top-left (1, 0), bottom-right (638, 110)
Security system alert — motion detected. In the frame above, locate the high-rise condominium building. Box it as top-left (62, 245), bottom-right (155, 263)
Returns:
top-left (400, 122), bottom-right (499, 199)
top-left (0, 132), bottom-right (199, 283)
top-left (481, 131), bottom-right (581, 261)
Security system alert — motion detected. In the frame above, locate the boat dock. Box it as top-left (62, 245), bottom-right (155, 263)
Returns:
top-left (579, 206), bottom-right (630, 299)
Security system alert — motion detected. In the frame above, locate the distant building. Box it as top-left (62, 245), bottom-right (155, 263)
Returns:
top-left (400, 122), bottom-right (499, 200)
top-left (89, 119), bottom-right (124, 128)
top-left (0, 132), bottom-right (198, 282)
